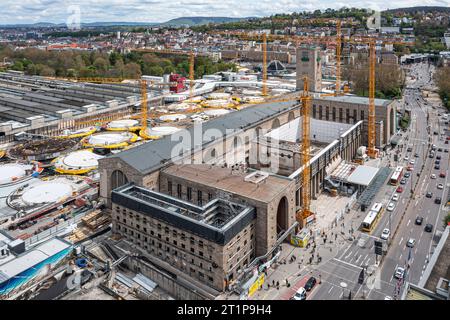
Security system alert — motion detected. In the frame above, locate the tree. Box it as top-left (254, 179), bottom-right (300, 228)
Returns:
top-left (146, 65), bottom-right (164, 76)
top-left (11, 60), bottom-right (24, 71)
top-left (93, 57), bottom-right (109, 72)
top-left (445, 213), bottom-right (450, 227)
top-left (123, 62), bottom-right (141, 78)
top-left (39, 65), bottom-right (55, 76)
top-left (435, 66), bottom-right (450, 110)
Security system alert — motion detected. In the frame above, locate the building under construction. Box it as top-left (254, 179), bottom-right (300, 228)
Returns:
top-left (98, 98), bottom-right (368, 299)
top-left (0, 72), bottom-right (164, 144)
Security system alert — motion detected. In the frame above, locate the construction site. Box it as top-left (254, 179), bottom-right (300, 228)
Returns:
top-left (0, 23), bottom-right (411, 301)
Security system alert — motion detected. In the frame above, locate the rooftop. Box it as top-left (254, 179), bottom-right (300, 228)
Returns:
top-left (162, 164), bottom-right (293, 204)
top-left (112, 184), bottom-right (256, 245)
top-left (106, 100), bottom-right (297, 174)
top-left (0, 237), bottom-right (71, 285)
top-left (313, 95), bottom-right (392, 107)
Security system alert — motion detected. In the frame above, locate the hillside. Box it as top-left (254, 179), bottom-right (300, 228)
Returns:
top-left (160, 16), bottom-right (249, 27)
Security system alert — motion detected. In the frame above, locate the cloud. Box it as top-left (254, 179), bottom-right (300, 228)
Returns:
top-left (0, 0), bottom-right (448, 24)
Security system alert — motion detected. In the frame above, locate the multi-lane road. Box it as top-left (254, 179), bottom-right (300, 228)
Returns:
top-left (308, 62), bottom-right (449, 300)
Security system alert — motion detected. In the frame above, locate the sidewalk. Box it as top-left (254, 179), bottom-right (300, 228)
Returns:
top-left (250, 207), bottom-right (360, 300)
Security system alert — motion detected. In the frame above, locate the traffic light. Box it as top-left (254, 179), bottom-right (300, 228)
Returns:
top-left (374, 240), bottom-right (383, 255)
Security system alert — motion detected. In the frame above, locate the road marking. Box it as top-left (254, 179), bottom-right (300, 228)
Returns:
top-left (399, 237), bottom-right (404, 246)
top-left (344, 250), bottom-right (353, 260)
top-left (399, 253), bottom-right (402, 260)
top-left (332, 258), bottom-right (363, 270)
top-left (328, 287), bottom-right (333, 294)
top-left (407, 219), bottom-right (411, 227)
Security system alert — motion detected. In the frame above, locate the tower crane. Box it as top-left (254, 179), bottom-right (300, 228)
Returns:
top-left (343, 36), bottom-right (412, 158)
top-left (299, 75), bottom-right (313, 226)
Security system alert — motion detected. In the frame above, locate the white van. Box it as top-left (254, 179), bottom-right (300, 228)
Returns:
top-left (291, 287), bottom-right (307, 300)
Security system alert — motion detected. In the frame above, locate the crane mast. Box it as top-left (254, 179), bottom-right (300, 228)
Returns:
top-left (299, 76), bottom-right (312, 226)
top-left (367, 40), bottom-right (378, 158)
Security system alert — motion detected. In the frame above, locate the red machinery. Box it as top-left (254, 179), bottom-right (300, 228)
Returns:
top-left (169, 74), bottom-right (186, 93)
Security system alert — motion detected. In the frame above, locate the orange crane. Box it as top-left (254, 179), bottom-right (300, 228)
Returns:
top-left (299, 75), bottom-right (313, 226)
top-left (343, 37), bottom-right (412, 158)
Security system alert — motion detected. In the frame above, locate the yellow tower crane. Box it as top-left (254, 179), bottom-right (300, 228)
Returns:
top-left (298, 76), bottom-right (313, 227)
top-left (343, 36), bottom-right (412, 158)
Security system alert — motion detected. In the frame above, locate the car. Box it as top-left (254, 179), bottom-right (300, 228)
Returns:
top-left (291, 287), bottom-right (307, 300)
top-left (387, 202), bottom-right (396, 211)
top-left (426, 192), bottom-right (433, 198)
top-left (435, 164), bottom-right (440, 170)
top-left (446, 140), bottom-right (449, 144)
top-left (437, 148), bottom-right (442, 152)
top-left (407, 238), bottom-right (416, 247)
top-left (404, 155), bottom-right (410, 161)
top-left (409, 159), bottom-right (415, 165)
top-left (394, 267), bottom-right (405, 279)
top-left (396, 186), bottom-right (404, 193)
top-left (304, 277), bottom-right (317, 291)
top-left (407, 165), bottom-right (414, 171)
top-left (407, 147), bottom-right (413, 152)
top-left (435, 197), bottom-right (442, 204)
top-left (384, 296), bottom-right (393, 300)
top-left (440, 172), bottom-right (446, 178)
top-left (431, 174), bottom-right (437, 179)
top-left (445, 149), bottom-right (449, 153)
top-left (432, 144), bottom-right (437, 150)
top-left (381, 228), bottom-right (391, 240)
top-left (435, 160), bottom-right (440, 165)
top-left (437, 183), bottom-right (444, 190)
top-left (429, 153), bottom-right (434, 158)
top-left (404, 172), bottom-right (411, 178)
top-left (436, 155), bottom-right (441, 160)
top-left (400, 178), bottom-right (407, 185)
top-left (425, 224), bottom-right (433, 232)
top-left (415, 216), bottom-right (424, 225)
top-left (414, 153), bottom-right (419, 158)
top-left (392, 194), bottom-right (399, 201)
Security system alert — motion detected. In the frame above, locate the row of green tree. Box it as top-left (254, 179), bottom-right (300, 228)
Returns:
top-left (435, 66), bottom-right (450, 111)
top-left (0, 45), bottom-right (235, 79)
top-left (192, 7), bottom-right (371, 32)
top-left (342, 55), bottom-right (405, 99)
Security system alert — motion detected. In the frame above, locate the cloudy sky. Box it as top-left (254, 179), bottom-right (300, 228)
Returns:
top-left (1, 0), bottom-right (449, 24)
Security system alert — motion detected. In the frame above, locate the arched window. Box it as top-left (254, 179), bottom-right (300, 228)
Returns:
top-left (111, 170), bottom-right (129, 190)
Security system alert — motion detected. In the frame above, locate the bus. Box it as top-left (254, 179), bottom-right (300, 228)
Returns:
top-left (361, 202), bottom-right (384, 232)
top-left (390, 166), bottom-right (404, 185)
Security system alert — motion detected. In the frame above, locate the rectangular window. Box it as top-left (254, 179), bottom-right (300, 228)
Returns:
top-left (208, 193), bottom-right (213, 201)
top-left (187, 187), bottom-right (192, 201)
top-left (177, 184), bottom-right (182, 198)
top-left (197, 190), bottom-right (203, 206)
top-left (313, 104), bottom-right (317, 118)
top-left (319, 105), bottom-right (322, 119)
top-left (332, 107), bottom-right (336, 121)
top-left (339, 108), bottom-right (343, 122)
top-left (353, 110), bottom-right (357, 123)
top-left (361, 110), bottom-right (364, 121)
top-left (168, 181), bottom-right (172, 196)
top-left (346, 109), bottom-right (350, 123)
top-left (325, 106), bottom-right (329, 120)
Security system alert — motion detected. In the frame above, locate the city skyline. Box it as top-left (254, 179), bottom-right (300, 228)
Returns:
top-left (0, 0), bottom-right (448, 25)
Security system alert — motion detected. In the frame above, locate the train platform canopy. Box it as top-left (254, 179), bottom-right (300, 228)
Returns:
top-left (346, 165), bottom-right (380, 187)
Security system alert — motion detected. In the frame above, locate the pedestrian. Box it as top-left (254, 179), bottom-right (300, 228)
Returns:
top-left (272, 280), bottom-right (275, 286)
